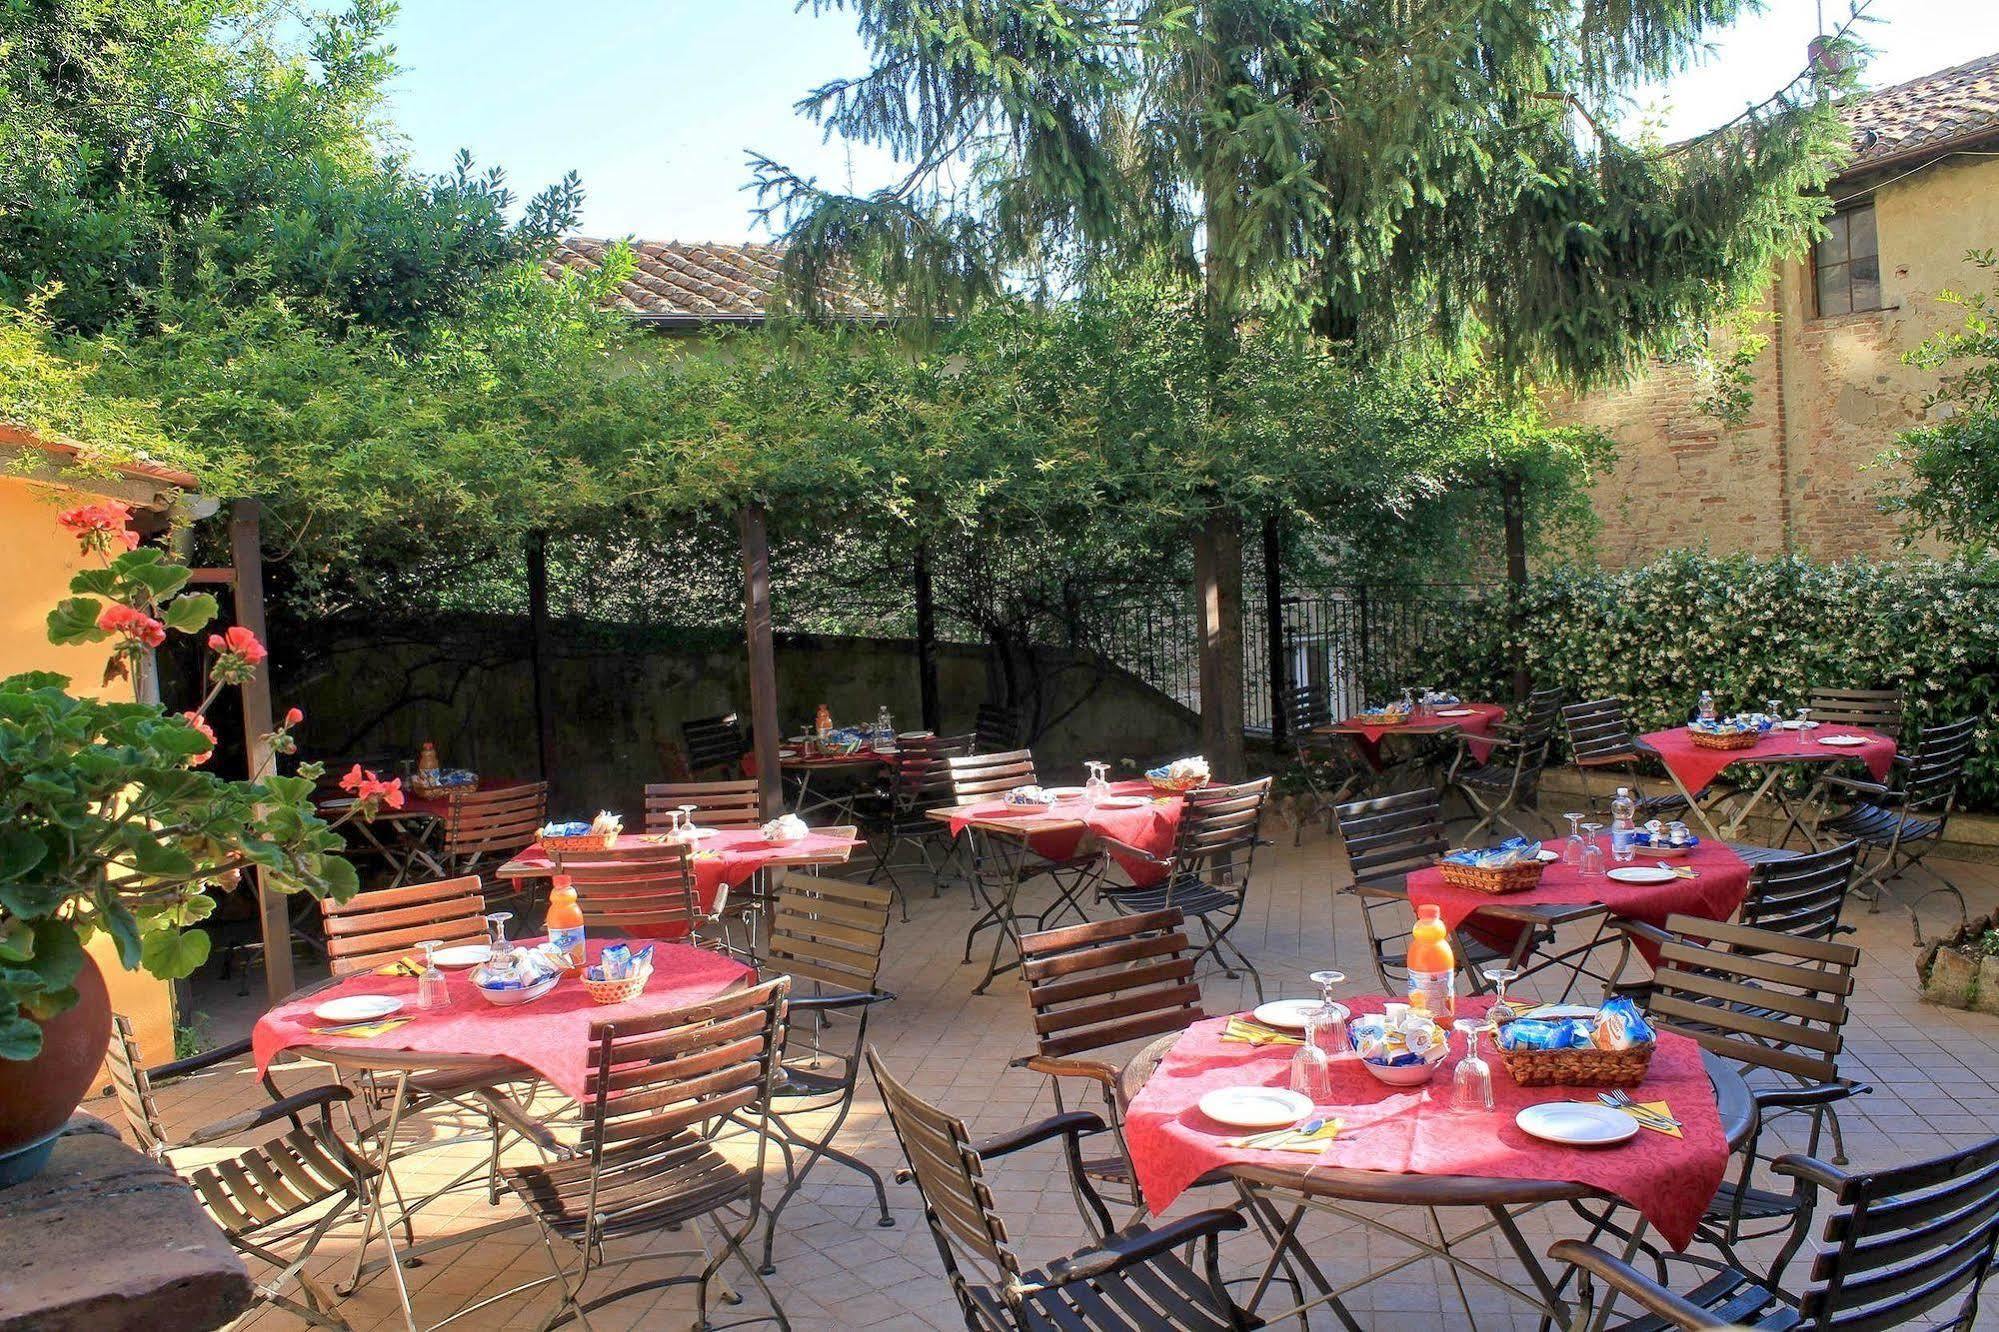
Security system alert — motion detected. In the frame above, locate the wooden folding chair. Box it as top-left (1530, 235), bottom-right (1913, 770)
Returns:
top-left (1805, 684), bottom-right (1905, 739)
top-left (549, 841), bottom-right (715, 944)
top-left (974, 702), bottom-right (1025, 754)
top-left (867, 1047), bottom-right (1262, 1331)
top-left (494, 980), bottom-right (793, 1329)
top-left (1015, 908), bottom-right (1205, 1218)
top-left (1442, 685), bottom-right (1564, 839)
top-left (320, 875), bottom-right (488, 976)
top-left (1560, 696), bottom-right (1695, 820)
top-left (644, 778), bottom-right (763, 831)
top-left (106, 1016), bottom-right (387, 1329)
top-left (681, 713), bottom-right (747, 778)
top-left (861, 732), bottom-right (974, 918)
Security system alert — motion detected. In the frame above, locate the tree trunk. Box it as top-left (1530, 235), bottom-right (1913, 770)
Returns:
top-left (913, 540), bottom-right (941, 733)
top-left (1194, 513), bottom-right (1248, 781)
top-left (1502, 474), bottom-right (1530, 702)
top-left (525, 532), bottom-right (556, 784)
top-left (1262, 512), bottom-right (1287, 748)
top-left (737, 504), bottom-right (784, 818)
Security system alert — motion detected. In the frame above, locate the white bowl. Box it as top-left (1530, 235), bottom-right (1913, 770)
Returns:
top-left (473, 973), bottom-right (560, 1007)
top-left (1362, 1054), bottom-right (1446, 1087)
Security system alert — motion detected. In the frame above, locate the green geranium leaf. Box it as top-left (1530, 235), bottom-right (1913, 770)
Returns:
top-left (0, 877), bottom-right (67, 919)
top-left (163, 592), bottom-right (218, 634)
top-left (140, 927), bottom-right (211, 980)
top-left (0, 827), bottom-right (46, 882)
top-left (122, 827), bottom-right (197, 878)
top-left (27, 919), bottom-right (83, 991)
top-left (124, 560), bottom-right (191, 600)
top-left (46, 596), bottom-right (105, 645)
top-left (0, 1011), bottom-right (43, 1062)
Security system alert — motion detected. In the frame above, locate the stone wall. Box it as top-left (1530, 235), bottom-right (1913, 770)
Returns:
top-left (1554, 153), bottom-right (1999, 566)
top-left (279, 617), bottom-right (1201, 816)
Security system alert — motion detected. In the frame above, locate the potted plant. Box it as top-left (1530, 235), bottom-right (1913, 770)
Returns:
top-left (0, 499), bottom-right (390, 1183)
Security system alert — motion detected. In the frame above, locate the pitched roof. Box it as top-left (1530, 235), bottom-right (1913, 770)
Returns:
top-left (0, 423), bottom-right (198, 492)
top-left (543, 237), bottom-right (890, 326)
top-left (1840, 49), bottom-right (1999, 179)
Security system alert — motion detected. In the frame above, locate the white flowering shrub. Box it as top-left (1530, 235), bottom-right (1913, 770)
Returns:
top-left (1419, 552), bottom-right (1999, 810)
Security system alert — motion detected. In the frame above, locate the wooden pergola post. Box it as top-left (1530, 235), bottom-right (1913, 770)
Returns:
top-left (913, 540), bottom-right (941, 733)
top-left (738, 503), bottom-right (784, 818)
top-left (1193, 511), bottom-right (1248, 782)
top-left (228, 500), bottom-right (293, 1001)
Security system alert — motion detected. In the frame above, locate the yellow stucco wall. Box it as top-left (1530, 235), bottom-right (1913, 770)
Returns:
top-left (1553, 153), bottom-right (1999, 566)
top-left (1, 475), bottom-right (178, 1066)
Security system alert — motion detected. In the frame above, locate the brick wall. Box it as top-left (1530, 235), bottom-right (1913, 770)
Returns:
top-left (1553, 152), bottom-right (1999, 566)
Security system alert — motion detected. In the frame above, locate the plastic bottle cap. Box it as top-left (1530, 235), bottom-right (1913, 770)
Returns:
top-left (1416, 904), bottom-right (1442, 922)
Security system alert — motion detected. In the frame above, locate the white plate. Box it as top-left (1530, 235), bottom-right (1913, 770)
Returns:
top-left (1536, 848), bottom-right (1560, 863)
top-left (430, 945), bottom-right (492, 969)
top-left (313, 995), bottom-right (404, 1023)
top-left (1818, 735), bottom-right (1869, 748)
top-left (1095, 795), bottom-right (1148, 809)
top-left (1606, 866), bottom-right (1678, 885)
top-left (1044, 786), bottom-right (1088, 801)
top-left (1251, 999), bottom-right (1321, 1031)
top-left (1516, 1101), bottom-right (1639, 1147)
top-left (1435, 708), bottom-right (1476, 717)
top-left (1198, 1086), bottom-right (1313, 1130)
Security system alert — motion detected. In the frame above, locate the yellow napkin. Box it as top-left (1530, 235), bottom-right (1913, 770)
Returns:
top-left (375, 957), bottom-right (423, 978)
top-left (1598, 1098), bottom-right (1682, 1138)
top-left (1223, 1015), bottom-right (1302, 1047)
top-left (1227, 1118), bottom-right (1343, 1151)
top-left (309, 1017), bottom-right (414, 1040)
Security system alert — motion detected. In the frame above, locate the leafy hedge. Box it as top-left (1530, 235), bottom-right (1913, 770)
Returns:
top-left (1420, 552), bottom-right (1999, 811)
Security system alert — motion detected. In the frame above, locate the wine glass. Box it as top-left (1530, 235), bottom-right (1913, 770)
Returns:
top-left (1307, 970), bottom-right (1349, 1058)
top-left (1563, 812), bottom-right (1585, 864)
top-left (1085, 761), bottom-right (1110, 806)
top-left (665, 808), bottom-right (686, 842)
top-left (478, 912), bottom-right (516, 985)
top-left (1766, 698), bottom-right (1783, 731)
top-left (1452, 1019), bottom-right (1494, 1113)
top-left (1482, 966), bottom-right (1521, 1025)
top-left (416, 940), bottom-right (449, 1011)
top-left (678, 803), bottom-right (700, 838)
top-left (1796, 706), bottom-right (1813, 731)
top-left (1289, 1029), bottom-right (1333, 1103)
top-left (1579, 822), bottom-right (1605, 877)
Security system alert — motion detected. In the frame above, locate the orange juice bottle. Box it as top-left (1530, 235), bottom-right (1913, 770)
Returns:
top-left (546, 877), bottom-right (585, 972)
top-left (1406, 904), bottom-right (1456, 1020)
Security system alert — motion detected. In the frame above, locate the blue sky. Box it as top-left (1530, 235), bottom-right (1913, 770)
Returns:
top-left (380, 1), bottom-right (1999, 241)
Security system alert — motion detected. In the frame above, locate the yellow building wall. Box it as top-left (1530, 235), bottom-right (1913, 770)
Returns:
top-left (0, 475), bottom-right (179, 1067)
top-left (1553, 153), bottom-right (1999, 566)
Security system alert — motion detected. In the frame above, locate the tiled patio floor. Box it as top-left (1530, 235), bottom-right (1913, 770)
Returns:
top-left (104, 819), bottom-right (1999, 1330)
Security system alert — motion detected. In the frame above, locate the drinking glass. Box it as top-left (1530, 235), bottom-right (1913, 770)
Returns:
top-left (1289, 1033), bottom-right (1333, 1103)
top-left (678, 803), bottom-right (699, 837)
top-left (416, 940), bottom-right (449, 1011)
top-left (1796, 706), bottom-right (1813, 731)
top-left (1579, 823), bottom-right (1605, 877)
top-left (1766, 698), bottom-right (1783, 731)
top-left (1563, 812), bottom-right (1585, 865)
top-left (1307, 969), bottom-right (1349, 1057)
top-left (1452, 1020), bottom-right (1494, 1113)
top-left (665, 809), bottom-right (686, 842)
top-left (1085, 761), bottom-right (1110, 806)
top-left (1482, 966), bottom-right (1521, 1025)
top-left (479, 912), bottom-right (516, 985)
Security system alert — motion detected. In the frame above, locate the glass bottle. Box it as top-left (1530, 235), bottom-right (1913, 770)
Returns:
top-left (1697, 690), bottom-right (1717, 725)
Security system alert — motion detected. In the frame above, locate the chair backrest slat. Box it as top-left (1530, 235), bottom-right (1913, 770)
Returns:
top-left (1647, 913), bottom-right (1859, 1085)
top-left (1807, 686), bottom-right (1905, 739)
top-left (974, 703), bottom-right (1023, 754)
top-left (106, 1015), bottom-right (168, 1155)
top-left (680, 714), bottom-right (745, 776)
top-left (867, 1048), bottom-right (1018, 1279)
top-left (1561, 697), bottom-right (1640, 764)
top-left (1903, 717), bottom-right (1979, 813)
top-left (1740, 841), bottom-right (1860, 943)
top-left (945, 749), bottom-right (1037, 802)
top-left (551, 844), bottom-right (700, 935)
top-left (1170, 778), bottom-right (1271, 871)
top-left (764, 872), bottom-right (891, 995)
top-left (320, 875), bottom-right (488, 974)
top-left (1020, 908), bottom-right (1204, 1061)
top-left (643, 778), bottom-right (761, 831)
top-left (441, 783), bottom-right (548, 858)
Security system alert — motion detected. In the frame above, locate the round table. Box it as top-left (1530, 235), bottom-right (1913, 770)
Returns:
top-left (1119, 1030), bottom-right (1754, 1326)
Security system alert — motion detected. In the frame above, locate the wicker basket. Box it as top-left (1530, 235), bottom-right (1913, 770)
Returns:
top-left (1435, 857), bottom-right (1548, 894)
top-left (1496, 1020), bottom-right (1655, 1087)
top-left (410, 775), bottom-right (479, 801)
top-left (540, 831), bottom-right (616, 855)
top-left (583, 973), bottom-right (648, 1005)
top-left (1147, 775), bottom-right (1209, 796)
top-left (1688, 727), bottom-right (1760, 751)
top-left (1354, 710), bottom-right (1409, 727)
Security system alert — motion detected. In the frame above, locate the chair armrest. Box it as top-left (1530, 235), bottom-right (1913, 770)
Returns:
top-left (1096, 833), bottom-right (1170, 867)
top-left (1019, 1055), bottom-right (1120, 1091)
top-left (1015, 1209), bottom-right (1247, 1293)
top-left (180, 1085), bottom-right (354, 1147)
top-left (1823, 776), bottom-right (1894, 801)
top-left (1546, 1241), bottom-right (1731, 1329)
top-left (789, 988), bottom-right (895, 1013)
top-left (1754, 1080), bottom-right (1870, 1112)
top-left (1609, 918), bottom-right (1675, 949)
top-left (148, 1036), bottom-right (254, 1083)
top-left (974, 1110), bottom-right (1108, 1159)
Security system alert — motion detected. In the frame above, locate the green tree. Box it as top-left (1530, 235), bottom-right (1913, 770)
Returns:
top-left (1882, 251), bottom-right (1999, 548)
top-left (755, 0), bottom-right (1858, 773)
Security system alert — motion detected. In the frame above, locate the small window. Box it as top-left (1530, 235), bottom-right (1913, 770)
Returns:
top-left (1814, 203), bottom-right (1883, 317)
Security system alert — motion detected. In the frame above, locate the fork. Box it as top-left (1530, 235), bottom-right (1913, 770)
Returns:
top-left (1601, 1089), bottom-right (1680, 1128)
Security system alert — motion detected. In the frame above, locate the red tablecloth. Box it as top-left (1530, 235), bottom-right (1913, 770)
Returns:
top-left (1640, 724), bottom-right (1896, 795)
top-left (253, 939), bottom-right (752, 1101)
top-left (1340, 703), bottom-right (1507, 770)
top-left (506, 829), bottom-right (861, 938)
top-left (945, 781), bottom-right (1182, 885)
top-left (1124, 1000), bottom-right (1728, 1250)
top-left (1407, 839), bottom-right (1752, 966)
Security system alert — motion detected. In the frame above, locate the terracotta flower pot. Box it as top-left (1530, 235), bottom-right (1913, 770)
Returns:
top-left (0, 950), bottom-right (112, 1186)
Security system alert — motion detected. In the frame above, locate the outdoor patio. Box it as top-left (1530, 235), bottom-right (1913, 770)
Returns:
top-left (111, 822), bottom-right (1999, 1332)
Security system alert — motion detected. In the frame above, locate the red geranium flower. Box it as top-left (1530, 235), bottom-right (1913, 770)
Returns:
top-left (206, 625), bottom-right (267, 664)
top-left (97, 602), bottom-right (166, 648)
top-left (58, 501), bottom-right (139, 554)
top-left (336, 765), bottom-right (405, 814)
top-left (283, 706), bottom-right (304, 728)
